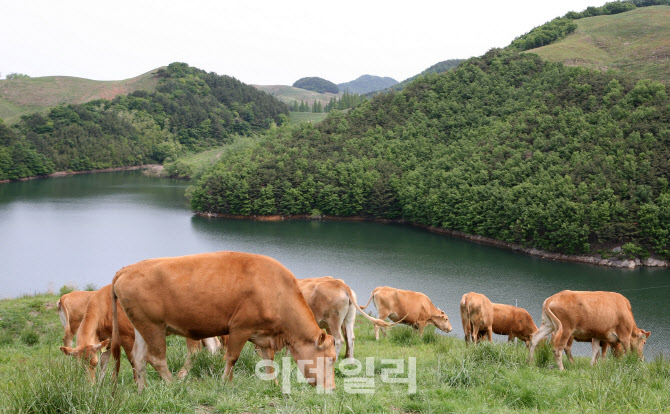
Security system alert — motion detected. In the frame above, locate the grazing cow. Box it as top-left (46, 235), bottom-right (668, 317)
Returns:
top-left (529, 290), bottom-right (650, 370)
top-left (460, 292), bottom-right (494, 344)
top-left (60, 284), bottom-right (219, 381)
top-left (111, 252), bottom-right (337, 393)
top-left (298, 276), bottom-right (394, 359)
top-left (57, 290), bottom-right (96, 347)
top-left (477, 303), bottom-right (537, 346)
top-left (360, 286), bottom-right (452, 340)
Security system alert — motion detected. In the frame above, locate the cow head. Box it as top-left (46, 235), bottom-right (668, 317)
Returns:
top-left (290, 332), bottom-right (336, 391)
top-left (60, 339), bottom-right (110, 381)
top-left (629, 328), bottom-right (651, 360)
top-left (431, 310), bottom-right (453, 333)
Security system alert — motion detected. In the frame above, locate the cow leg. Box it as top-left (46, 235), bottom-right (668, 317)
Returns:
top-left (486, 326), bottom-right (493, 342)
top-left (132, 326), bottom-right (172, 392)
top-left (327, 313), bottom-right (345, 359)
top-left (375, 312), bottom-right (390, 341)
top-left (564, 337), bottom-right (575, 363)
top-left (259, 347), bottom-right (278, 386)
top-left (131, 328), bottom-right (149, 393)
top-left (551, 329), bottom-right (571, 371)
top-left (529, 321), bottom-right (554, 364)
top-left (418, 323), bottom-right (425, 337)
top-left (472, 324), bottom-right (479, 345)
top-left (178, 338), bottom-right (202, 379)
top-left (63, 330), bottom-right (74, 348)
top-left (222, 332), bottom-right (250, 383)
top-left (601, 341), bottom-right (610, 359)
top-left (590, 339), bottom-right (603, 366)
top-left (342, 303), bottom-right (356, 359)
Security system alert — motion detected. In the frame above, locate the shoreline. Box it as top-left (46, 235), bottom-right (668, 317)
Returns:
top-left (195, 212), bottom-right (669, 269)
top-left (0, 164), bottom-right (163, 184)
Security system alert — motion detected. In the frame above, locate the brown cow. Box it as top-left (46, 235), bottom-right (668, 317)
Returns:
top-left (57, 290), bottom-right (95, 347)
top-left (111, 252), bottom-right (337, 393)
top-left (298, 276), bottom-right (394, 359)
top-left (460, 292), bottom-right (494, 344)
top-left (529, 290), bottom-right (650, 370)
top-left (60, 284), bottom-right (219, 381)
top-left (477, 303), bottom-right (537, 346)
top-left (360, 286), bottom-right (452, 340)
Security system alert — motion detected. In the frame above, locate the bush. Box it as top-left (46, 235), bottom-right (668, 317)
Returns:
top-left (20, 329), bottom-right (39, 346)
top-left (58, 284), bottom-right (76, 296)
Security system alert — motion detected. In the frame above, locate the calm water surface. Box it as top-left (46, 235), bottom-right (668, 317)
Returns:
top-left (1, 171), bottom-right (668, 357)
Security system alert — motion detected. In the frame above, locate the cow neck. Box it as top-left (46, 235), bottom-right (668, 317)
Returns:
top-left (283, 299), bottom-right (324, 350)
top-left (75, 295), bottom-right (103, 347)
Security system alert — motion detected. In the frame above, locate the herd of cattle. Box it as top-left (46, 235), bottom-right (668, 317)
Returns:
top-left (56, 251), bottom-right (651, 392)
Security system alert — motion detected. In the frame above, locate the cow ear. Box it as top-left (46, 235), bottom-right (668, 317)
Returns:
top-left (90, 339), bottom-right (110, 352)
top-left (60, 346), bottom-right (75, 356)
top-left (643, 330), bottom-right (651, 338)
top-left (315, 332), bottom-right (327, 349)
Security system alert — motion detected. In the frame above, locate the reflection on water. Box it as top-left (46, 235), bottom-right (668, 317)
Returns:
top-left (1, 171), bottom-right (668, 359)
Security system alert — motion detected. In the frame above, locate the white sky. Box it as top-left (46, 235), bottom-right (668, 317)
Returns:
top-left (1, 0), bottom-right (609, 85)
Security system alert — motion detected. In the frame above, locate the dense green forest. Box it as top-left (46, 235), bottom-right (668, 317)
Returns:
top-left (292, 77), bottom-right (339, 94)
top-left (191, 49), bottom-right (670, 258)
top-left (0, 63), bottom-right (288, 180)
top-left (338, 75), bottom-right (398, 94)
top-left (391, 59), bottom-right (464, 92)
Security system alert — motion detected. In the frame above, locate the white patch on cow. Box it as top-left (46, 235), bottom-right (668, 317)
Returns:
top-left (133, 328), bottom-right (148, 366)
top-left (202, 337), bottom-right (221, 354)
top-left (57, 304), bottom-right (68, 329)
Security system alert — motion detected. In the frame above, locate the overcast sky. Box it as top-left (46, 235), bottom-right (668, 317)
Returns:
top-left (2, 0), bottom-right (609, 85)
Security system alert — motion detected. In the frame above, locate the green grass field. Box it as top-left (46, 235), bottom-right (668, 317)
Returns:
top-left (0, 69), bottom-right (160, 123)
top-left (289, 112), bottom-right (328, 125)
top-left (527, 6), bottom-right (670, 83)
top-left (254, 85), bottom-right (340, 106)
top-left (1, 291), bottom-right (669, 413)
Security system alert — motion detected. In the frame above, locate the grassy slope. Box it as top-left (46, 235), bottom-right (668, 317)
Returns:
top-left (253, 84), bottom-right (340, 106)
top-left (1, 293), bottom-right (669, 413)
top-left (0, 69), bottom-right (161, 123)
top-left (288, 112), bottom-right (328, 124)
top-left (528, 6), bottom-right (670, 83)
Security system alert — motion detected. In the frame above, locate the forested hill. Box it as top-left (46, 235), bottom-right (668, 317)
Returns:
top-left (338, 75), bottom-right (398, 94)
top-left (0, 63), bottom-right (289, 180)
top-left (391, 59), bottom-right (464, 91)
top-left (191, 49), bottom-right (670, 259)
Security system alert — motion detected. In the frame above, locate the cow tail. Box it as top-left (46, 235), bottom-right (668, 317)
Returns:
top-left (543, 299), bottom-right (562, 341)
top-left (347, 286), bottom-right (397, 327)
top-left (467, 297), bottom-right (476, 340)
top-left (358, 288), bottom-right (377, 310)
top-left (111, 277), bottom-right (121, 382)
top-left (57, 299), bottom-right (69, 330)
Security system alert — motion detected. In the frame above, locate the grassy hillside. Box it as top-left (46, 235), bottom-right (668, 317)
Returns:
top-left (528, 6), bottom-right (670, 83)
top-left (0, 69), bottom-right (160, 123)
top-left (2, 292), bottom-right (669, 413)
top-left (253, 84), bottom-right (340, 106)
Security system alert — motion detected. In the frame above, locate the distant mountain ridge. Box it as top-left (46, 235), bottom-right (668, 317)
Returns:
top-left (337, 74), bottom-right (398, 94)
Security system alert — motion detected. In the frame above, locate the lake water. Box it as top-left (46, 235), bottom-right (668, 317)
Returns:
top-left (1, 171), bottom-right (668, 358)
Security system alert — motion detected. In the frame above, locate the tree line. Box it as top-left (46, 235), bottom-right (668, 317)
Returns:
top-left (0, 63), bottom-right (288, 180)
top-left (190, 49), bottom-right (670, 259)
